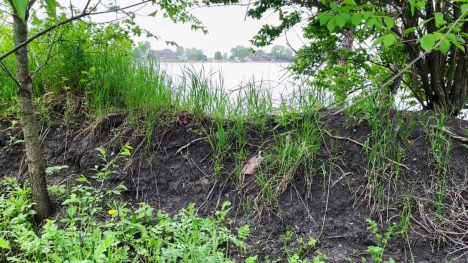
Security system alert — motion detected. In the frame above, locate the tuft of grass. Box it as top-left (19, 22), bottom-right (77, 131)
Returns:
top-left (252, 107), bottom-right (323, 208)
top-left (425, 112), bottom-right (451, 175)
top-left (347, 95), bottom-right (415, 207)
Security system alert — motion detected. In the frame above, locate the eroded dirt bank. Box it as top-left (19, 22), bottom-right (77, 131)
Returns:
top-left (1, 110), bottom-right (468, 262)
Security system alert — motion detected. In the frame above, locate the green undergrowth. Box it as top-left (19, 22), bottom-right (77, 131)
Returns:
top-left (0, 146), bottom-right (256, 263)
top-left (1, 17), bottom-right (463, 262)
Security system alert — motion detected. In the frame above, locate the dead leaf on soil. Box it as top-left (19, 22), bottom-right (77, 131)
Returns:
top-left (242, 151), bottom-right (263, 175)
top-left (178, 111), bottom-right (193, 125)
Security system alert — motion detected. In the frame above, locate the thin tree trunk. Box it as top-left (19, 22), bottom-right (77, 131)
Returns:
top-left (13, 14), bottom-right (53, 223)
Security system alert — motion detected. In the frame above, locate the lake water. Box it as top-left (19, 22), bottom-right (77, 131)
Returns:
top-left (159, 62), bottom-right (468, 119)
top-left (159, 62), bottom-right (323, 106)
top-left (160, 62), bottom-right (293, 90)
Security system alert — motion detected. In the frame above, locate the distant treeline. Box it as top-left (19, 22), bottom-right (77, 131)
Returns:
top-left (133, 42), bottom-right (294, 62)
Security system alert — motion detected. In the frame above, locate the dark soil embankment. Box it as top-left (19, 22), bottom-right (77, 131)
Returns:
top-left (1, 110), bottom-right (468, 262)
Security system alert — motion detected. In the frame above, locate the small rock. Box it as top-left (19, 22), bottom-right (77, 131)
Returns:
top-left (363, 234), bottom-right (378, 247)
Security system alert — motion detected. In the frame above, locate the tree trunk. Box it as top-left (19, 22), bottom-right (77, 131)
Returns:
top-left (13, 14), bottom-right (53, 223)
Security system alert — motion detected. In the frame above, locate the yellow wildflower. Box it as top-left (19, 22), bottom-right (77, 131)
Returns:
top-left (108, 209), bottom-right (117, 215)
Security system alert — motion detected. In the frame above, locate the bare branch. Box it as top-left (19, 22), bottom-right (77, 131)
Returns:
top-left (83, 0), bottom-right (93, 12)
top-left (0, 60), bottom-right (21, 87)
top-left (31, 31), bottom-right (59, 79)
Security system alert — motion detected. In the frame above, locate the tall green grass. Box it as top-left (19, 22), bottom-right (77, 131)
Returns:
top-left (345, 92), bottom-right (417, 207)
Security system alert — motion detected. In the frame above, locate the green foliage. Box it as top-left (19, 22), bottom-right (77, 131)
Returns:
top-left (92, 145), bottom-right (133, 182)
top-left (0, 154), bottom-right (251, 262)
top-left (254, 106), bottom-right (322, 206)
top-left (271, 45), bottom-right (294, 61)
top-left (207, 118), bottom-right (233, 176)
top-left (425, 113), bottom-right (451, 174)
top-left (365, 219), bottom-right (397, 263)
top-left (186, 47), bottom-right (206, 61)
top-left (231, 45), bottom-right (253, 60)
top-left (214, 51), bottom-right (223, 61)
top-left (264, 230), bottom-right (326, 262)
top-left (10, 0), bottom-right (28, 21)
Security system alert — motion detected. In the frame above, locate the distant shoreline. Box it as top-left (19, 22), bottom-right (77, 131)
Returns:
top-left (157, 60), bottom-right (292, 63)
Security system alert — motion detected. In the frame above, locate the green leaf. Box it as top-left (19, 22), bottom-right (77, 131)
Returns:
top-left (372, 37), bottom-right (384, 47)
top-left (383, 34), bottom-right (395, 47)
top-left (449, 37), bottom-right (465, 52)
top-left (148, 10), bottom-right (157, 17)
top-left (342, 0), bottom-right (357, 6)
top-left (438, 39), bottom-right (451, 54)
top-left (317, 12), bottom-right (333, 26)
top-left (403, 27), bottom-right (415, 36)
top-left (76, 175), bottom-right (88, 183)
top-left (330, 2), bottom-right (339, 11)
top-left (384, 16), bottom-right (395, 29)
top-left (361, 11), bottom-right (374, 20)
top-left (327, 18), bottom-right (337, 32)
top-left (410, 0), bottom-right (416, 15)
top-left (0, 238), bottom-right (10, 250)
top-left (67, 206), bottom-right (77, 218)
top-left (419, 34), bottom-right (436, 51)
top-left (367, 246), bottom-right (384, 261)
top-left (365, 17), bottom-right (382, 30)
top-left (374, 19), bottom-right (383, 31)
top-left (414, 0), bottom-right (426, 10)
top-left (372, 34), bottom-right (395, 47)
top-left (46, 165), bottom-right (69, 175)
top-left (335, 15), bottom-right (346, 28)
top-left (12, 0), bottom-right (28, 22)
top-left (434, 12), bottom-right (446, 27)
top-left (31, 15), bottom-right (42, 26)
top-left (462, 3), bottom-right (468, 14)
top-left (351, 13), bottom-right (362, 25)
top-left (365, 17), bottom-right (377, 27)
top-left (45, 0), bottom-right (56, 18)
top-left (420, 17), bottom-right (434, 27)
top-left (340, 12), bottom-right (351, 20)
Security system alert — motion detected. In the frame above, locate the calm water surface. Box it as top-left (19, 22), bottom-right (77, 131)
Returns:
top-left (160, 62), bottom-right (293, 90)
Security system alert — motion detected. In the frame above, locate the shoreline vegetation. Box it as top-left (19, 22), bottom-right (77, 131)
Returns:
top-left (1, 48), bottom-right (468, 261)
top-left (153, 60), bottom-right (292, 63)
top-left (134, 43), bottom-right (295, 63)
top-left (1, 2), bottom-right (468, 262)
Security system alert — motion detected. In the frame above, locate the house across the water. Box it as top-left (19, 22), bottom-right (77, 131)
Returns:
top-left (150, 49), bottom-right (178, 60)
top-left (247, 55), bottom-right (278, 62)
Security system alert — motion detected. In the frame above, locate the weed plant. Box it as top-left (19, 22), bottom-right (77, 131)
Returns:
top-left (363, 219), bottom-right (397, 263)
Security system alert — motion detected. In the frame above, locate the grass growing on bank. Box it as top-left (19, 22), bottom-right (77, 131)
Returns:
top-left (346, 96), bottom-right (417, 208)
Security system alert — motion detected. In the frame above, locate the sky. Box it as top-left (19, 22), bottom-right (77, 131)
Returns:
top-left (59, 0), bottom-right (306, 57)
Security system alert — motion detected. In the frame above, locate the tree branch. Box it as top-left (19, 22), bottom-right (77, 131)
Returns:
top-left (0, 60), bottom-right (21, 87)
top-left (31, 31), bottom-right (59, 79)
top-left (0, 0), bottom-right (152, 62)
top-left (334, 6), bottom-right (468, 115)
